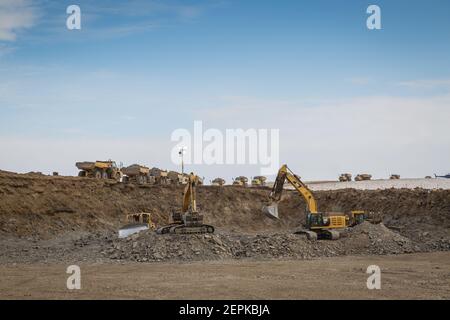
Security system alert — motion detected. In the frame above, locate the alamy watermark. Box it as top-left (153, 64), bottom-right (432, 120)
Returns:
top-left (66, 265), bottom-right (81, 290)
top-left (64, 4), bottom-right (381, 31)
top-left (366, 265), bottom-right (381, 290)
top-left (66, 5), bottom-right (81, 30)
top-left (367, 5), bottom-right (382, 30)
top-left (171, 121), bottom-right (280, 175)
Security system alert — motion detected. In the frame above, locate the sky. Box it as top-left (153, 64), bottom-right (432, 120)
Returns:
top-left (0, 0), bottom-right (449, 182)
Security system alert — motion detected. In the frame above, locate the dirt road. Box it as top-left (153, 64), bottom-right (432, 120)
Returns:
top-left (1, 252), bottom-right (449, 299)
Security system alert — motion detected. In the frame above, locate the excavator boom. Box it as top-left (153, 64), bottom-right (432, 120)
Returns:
top-left (263, 165), bottom-right (318, 219)
top-left (182, 174), bottom-right (198, 213)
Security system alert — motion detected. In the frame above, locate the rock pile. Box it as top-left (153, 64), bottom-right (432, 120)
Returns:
top-left (104, 222), bottom-right (422, 263)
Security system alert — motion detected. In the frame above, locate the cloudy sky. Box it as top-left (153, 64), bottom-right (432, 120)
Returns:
top-left (0, 0), bottom-right (449, 181)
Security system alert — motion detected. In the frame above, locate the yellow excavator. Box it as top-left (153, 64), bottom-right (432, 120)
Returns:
top-left (156, 173), bottom-right (215, 234)
top-left (262, 164), bottom-right (347, 240)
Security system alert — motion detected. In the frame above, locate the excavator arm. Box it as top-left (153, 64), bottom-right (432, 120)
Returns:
top-left (182, 173), bottom-right (198, 213)
top-left (263, 164), bottom-right (318, 219)
top-left (263, 164), bottom-right (352, 240)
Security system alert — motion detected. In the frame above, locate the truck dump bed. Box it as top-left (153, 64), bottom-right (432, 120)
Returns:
top-left (122, 164), bottom-right (150, 176)
top-left (76, 161), bottom-right (112, 171)
top-left (75, 162), bottom-right (96, 171)
top-left (150, 167), bottom-right (168, 177)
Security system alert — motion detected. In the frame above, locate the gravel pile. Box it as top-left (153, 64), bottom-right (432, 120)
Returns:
top-left (104, 222), bottom-right (422, 263)
top-left (342, 222), bottom-right (419, 255)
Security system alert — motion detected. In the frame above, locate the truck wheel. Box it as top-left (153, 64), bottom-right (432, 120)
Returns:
top-left (78, 171), bottom-right (87, 177)
top-left (93, 170), bottom-right (102, 179)
top-left (101, 171), bottom-right (108, 179)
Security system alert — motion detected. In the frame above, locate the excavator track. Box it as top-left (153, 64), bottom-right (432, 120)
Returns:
top-left (294, 229), bottom-right (340, 240)
top-left (156, 224), bottom-right (215, 235)
top-left (294, 229), bottom-right (318, 241)
top-left (317, 230), bottom-right (340, 240)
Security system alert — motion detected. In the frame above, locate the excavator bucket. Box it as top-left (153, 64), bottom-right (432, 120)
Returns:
top-left (118, 223), bottom-right (149, 238)
top-left (262, 203), bottom-right (279, 219)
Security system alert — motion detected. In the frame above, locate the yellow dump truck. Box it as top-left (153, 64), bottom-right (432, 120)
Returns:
top-left (76, 160), bottom-right (122, 181)
top-left (339, 173), bottom-right (352, 182)
top-left (122, 164), bottom-right (154, 184)
top-left (355, 173), bottom-right (372, 181)
top-left (211, 178), bottom-right (226, 186)
top-left (168, 171), bottom-right (184, 185)
top-left (149, 167), bottom-right (169, 184)
top-left (251, 176), bottom-right (267, 187)
top-left (233, 176), bottom-right (248, 186)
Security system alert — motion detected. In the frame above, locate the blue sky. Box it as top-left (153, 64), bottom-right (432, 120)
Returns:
top-left (0, 0), bottom-right (449, 180)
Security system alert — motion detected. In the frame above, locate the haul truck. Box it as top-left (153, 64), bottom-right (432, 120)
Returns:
top-left (76, 160), bottom-right (122, 181)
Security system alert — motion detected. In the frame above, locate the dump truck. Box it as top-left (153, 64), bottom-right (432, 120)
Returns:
top-left (211, 178), bottom-right (226, 186)
top-left (355, 173), bottom-right (372, 181)
top-left (346, 210), bottom-right (382, 227)
top-left (168, 171), bottom-right (184, 185)
top-left (150, 167), bottom-right (169, 184)
top-left (76, 160), bottom-right (122, 181)
top-left (251, 176), bottom-right (267, 187)
top-left (339, 173), bottom-right (352, 182)
top-left (173, 173), bottom-right (203, 185)
top-left (390, 174), bottom-right (400, 180)
top-left (122, 164), bottom-right (154, 185)
top-left (233, 176), bottom-right (248, 186)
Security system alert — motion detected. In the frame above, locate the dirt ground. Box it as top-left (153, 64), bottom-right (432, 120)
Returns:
top-left (0, 252), bottom-right (449, 299)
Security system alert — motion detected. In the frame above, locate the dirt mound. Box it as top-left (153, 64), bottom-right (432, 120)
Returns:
top-left (0, 173), bottom-right (296, 239)
top-left (342, 222), bottom-right (418, 254)
top-left (104, 222), bottom-right (420, 263)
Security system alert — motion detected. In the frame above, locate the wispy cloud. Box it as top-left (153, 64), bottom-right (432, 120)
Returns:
top-left (0, 0), bottom-right (37, 41)
top-left (396, 79), bottom-right (450, 89)
top-left (16, 0), bottom-right (222, 43)
top-left (81, 0), bottom-right (209, 19)
top-left (347, 77), bottom-right (372, 85)
top-left (0, 43), bottom-right (15, 56)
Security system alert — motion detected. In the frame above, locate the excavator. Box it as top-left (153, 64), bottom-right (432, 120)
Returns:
top-left (262, 164), bottom-right (346, 240)
top-left (156, 173), bottom-right (215, 234)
